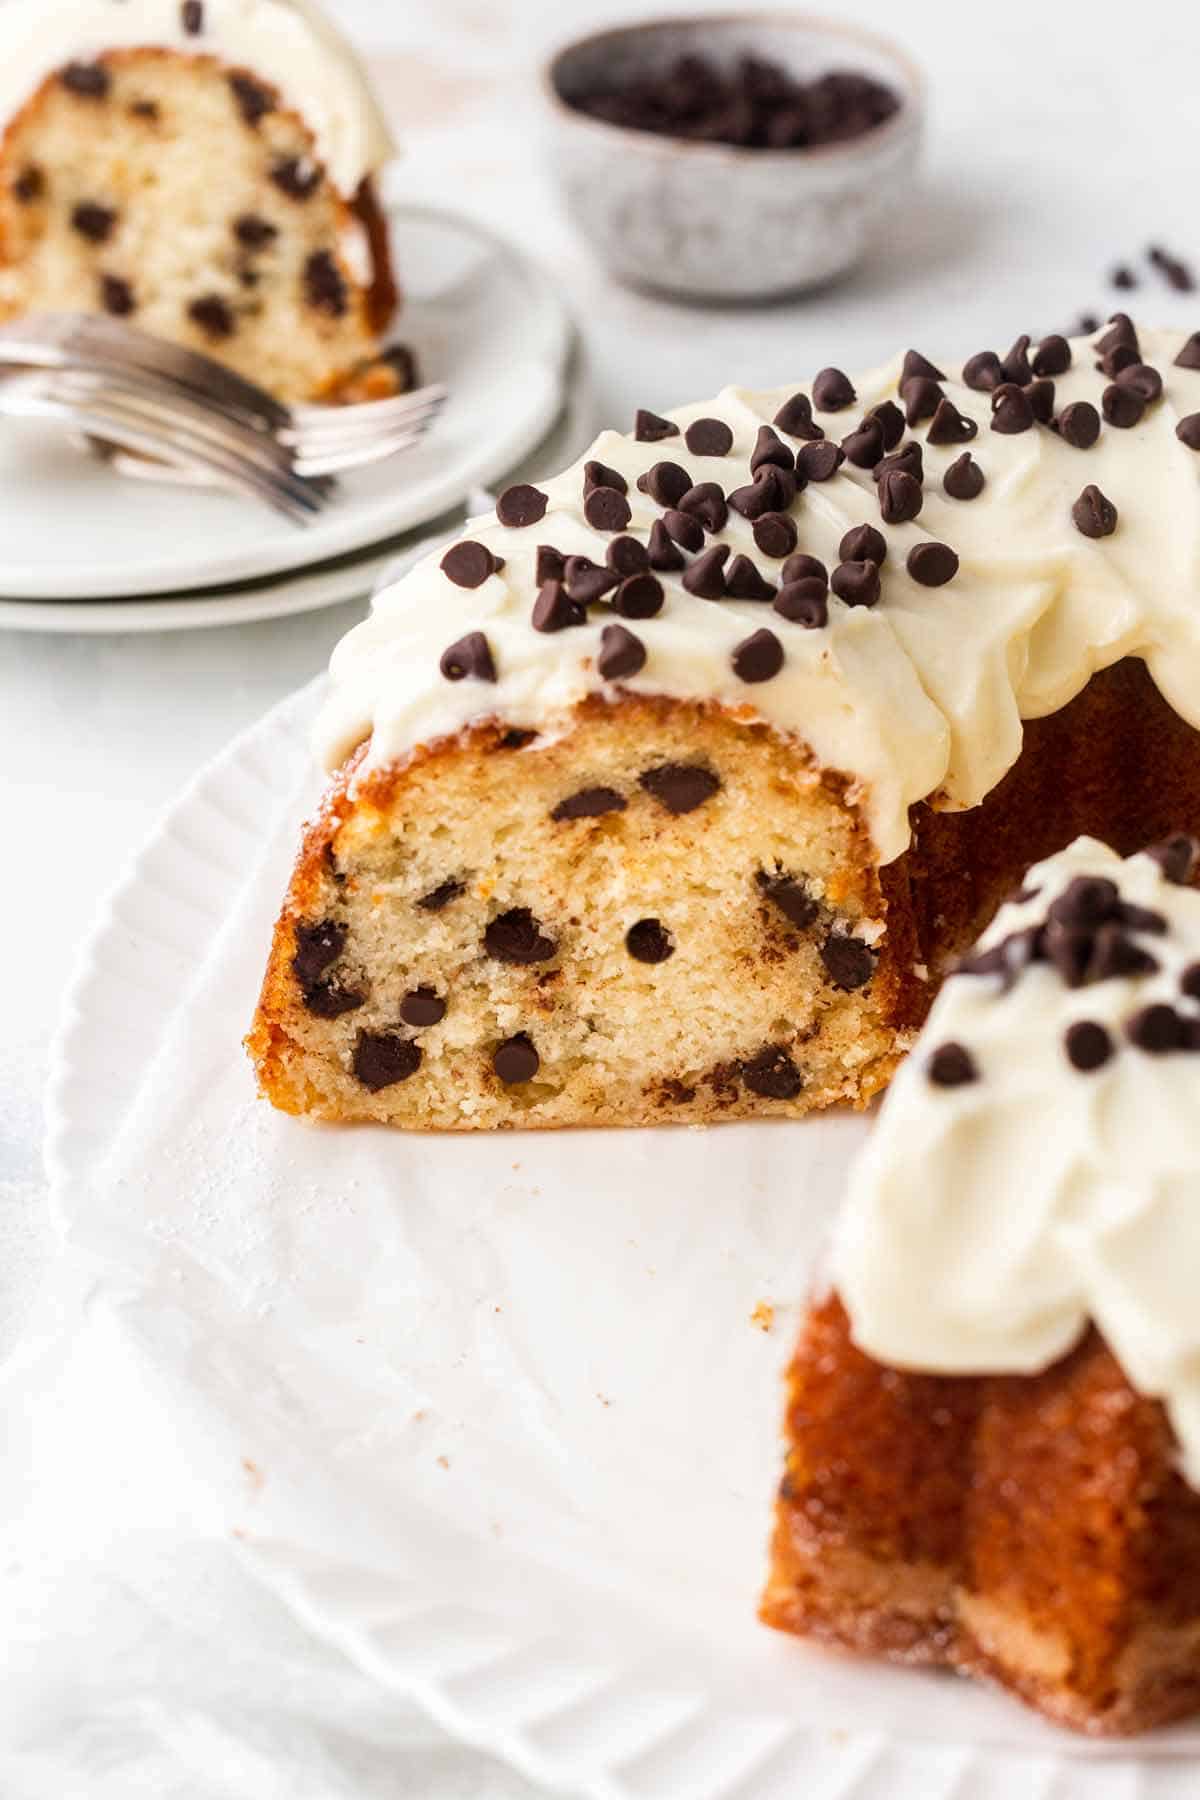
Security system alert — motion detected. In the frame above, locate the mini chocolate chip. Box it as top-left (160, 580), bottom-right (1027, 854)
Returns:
top-left (626, 918), bottom-right (675, 963)
top-left (535, 545), bottom-right (564, 585)
top-left (400, 987), bottom-right (446, 1027)
top-left (742, 1046), bottom-right (803, 1101)
top-left (901, 349), bottom-right (945, 384)
top-left (1049, 875), bottom-right (1120, 927)
top-left (1112, 265), bottom-right (1137, 291)
top-left (635, 408), bottom-right (679, 442)
top-left (552, 786), bottom-right (626, 821)
top-left (130, 100), bottom-right (160, 120)
top-left (354, 1032), bottom-right (421, 1091)
top-left (271, 157), bottom-right (321, 201)
top-left (1000, 334), bottom-right (1034, 386)
top-left (584, 459), bottom-right (627, 498)
top-left (878, 468), bottom-right (923, 524)
top-left (821, 933), bottom-right (875, 990)
top-left (182, 0), bottom-right (204, 32)
top-left (636, 460), bottom-right (692, 507)
top-left (813, 368), bottom-right (856, 411)
top-left (1026, 379), bottom-right (1057, 424)
top-left (1145, 833), bottom-right (1200, 884)
top-left (773, 392), bottom-right (823, 439)
top-left (990, 383), bottom-right (1035, 434)
top-left (607, 534), bottom-right (649, 576)
top-left (485, 908), bottom-right (556, 965)
top-left (907, 541), bottom-right (959, 587)
top-left (563, 556), bottom-right (618, 604)
top-left (303, 250), bottom-right (347, 316)
top-left (757, 871), bottom-right (818, 929)
top-left (840, 524), bottom-right (887, 566)
top-left (62, 61), bottom-right (110, 99)
top-left (1183, 962), bottom-right (1200, 1000)
top-left (774, 578), bottom-right (828, 628)
top-left (1118, 902), bottom-right (1168, 935)
top-left (496, 484), bottom-right (547, 528)
top-left (797, 439), bottom-right (843, 481)
top-left (71, 201), bottom-right (116, 243)
top-left (1097, 343), bottom-right (1138, 380)
top-left (1097, 312), bottom-right (1139, 357)
top-left (1102, 383), bottom-right (1143, 429)
top-left (613, 572), bottom-right (664, 618)
top-left (639, 763), bottom-right (720, 814)
top-left (729, 467), bottom-right (797, 519)
top-left (648, 518), bottom-right (686, 569)
top-left (1072, 484), bottom-right (1118, 538)
top-left (100, 274), bottom-right (135, 316)
top-left (725, 554), bottom-right (776, 601)
top-left (292, 919), bottom-right (347, 988)
top-left (963, 350), bottom-right (1006, 391)
top-left (1055, 401), bottom-right (1101, 449)
top-left (1126, 1003), bottom-right (1186, 1053)
top-left (1116, 362), bottom-right (1163, 404)
top-left (677, 482), bottom-right (728, 533)
top-left (440, 630), bottom-right (496, 681)
top-left (584, 485), bottom-right (632, 532)
top-left (831, 558), bottom-right (881, 607)
top-left (927, 1041), bottom-right (978, 1087)
top-left (681, 545), bottom-right (730, 599)
top-left (841, 419), bottom-right (885, 468)
top-left (874, 442), bottom-right (924, 484)
top-left (926, 398), bottom-right (977, 445)
top-left (663, 508), bottom-right (705, 552)
top-left (868, 400), bottom-right (906, 451)
top-left (1174, 332), bottom-right (1200, 370)
top-left (12, 166), bottom-right (44, 203)
top-left (943, 452), bottom-right (986, 499)
top-left (303, 978), bottom-right (365, 1018)
top-left (493, 1034), bottom-right (539, 1084)
top-left (685, 417), bottom-right (734, 457)
top-left (1033, 334), bottom-right (1072, 377)
top-left (901, 376), bottom-right (943, 426)
top-left (750, 425), bottom-right (795, 474)
top-left (233, 212), bottom-right (277, 249)
top-left (188, 294), bottom-right (235, 340)
top-left (1177, 414), bottom-right (1200, 451)
top-left (782, 552), bottom-right (827, 584)
top-left (732, 627), bottom-right (784, 682)
top-left (753, 512), bottom-right (798, 558)
top-left (441, 540), bottom-right (498, 589)
top-left (417, 878), bottom-right (465, 912)
top-left (532, 579), bottom-right (585, 633)
top-left (1064, 1020), bottom-right (1114, 1072)
top-left (598, 623), bottom-right (646, 679)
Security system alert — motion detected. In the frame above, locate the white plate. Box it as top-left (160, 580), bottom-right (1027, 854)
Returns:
top-left (46, 689), bottom-right (1200, 1800)
top-left (0, 203), bottom-right (571, 601)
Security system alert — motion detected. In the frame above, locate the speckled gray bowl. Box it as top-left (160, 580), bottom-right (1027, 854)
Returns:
top-left (543, 13), bottom-right (924, 302)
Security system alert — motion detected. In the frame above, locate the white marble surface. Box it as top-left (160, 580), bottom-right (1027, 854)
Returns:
top-left (3, 0), bottom-right (1200, 1791)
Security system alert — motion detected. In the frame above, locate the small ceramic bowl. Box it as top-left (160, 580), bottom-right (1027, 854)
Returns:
top-left (542, 13), bottom-right (924, 302)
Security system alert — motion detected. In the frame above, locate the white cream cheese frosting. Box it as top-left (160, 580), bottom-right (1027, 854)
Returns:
top-left (317, 321), bottom-right (1200, 864)
top-left (0, 0), bottom-right (394, 195)
top-left (832, 835), bottom-right (1200, 1486)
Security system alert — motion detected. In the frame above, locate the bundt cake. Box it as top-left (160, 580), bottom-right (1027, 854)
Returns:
top-left (248, 318), bottom-right (1200, 1129)
top-left (0, 0), bottom-right (400, 402)
top-left (762, 835), bottom-right (1200, 1735)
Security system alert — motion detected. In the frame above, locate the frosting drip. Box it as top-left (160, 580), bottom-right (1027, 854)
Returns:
top-left (317, 323), bottom-right (1200, 865)
top-left (832, 837), bottom-right (1200, 1488)
top-left (0, 0), bottom-right (394, 195)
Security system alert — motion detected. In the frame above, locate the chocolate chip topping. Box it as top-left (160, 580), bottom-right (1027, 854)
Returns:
top-left (663, 508), bottom-right (705, 552)
top-left (750, 425), bottom-right (796, 475)
top-left (626, 918), bottom-right (675, 963)
top-left (62, 61), bottom-right (110, 99)
top-left (532, 580), bottom-right (585, 633)
top-left (813, 368), bottom-right (856, 412)
top-left (725, 555), bottom-right (776, 601)
top-left (773, 393), bottom-right (823, 440)
top-left (901, 349), bottom-right (945, 384)
top-left (990, 383), bottom-right (1035, 434)
top-left (400, 987), bottom-right (446, 1028)
top-left (820, 933), bottom-right (875, 990)
top-left (485, 907), bottom-right (557, 965)
top-left (1064, 1020), bottom-right (1114, 1072)
top-left (685, 417), bottom-right (734, 457)
top-left (1026, 379), bottom-right (1057, 425)
top-left (831, 559), bottom-right (881, 607)
top-left (647, 519), bottom-right (686, 569)
top-left (774, 578), bottom-right (829, 628)
top-left (874, 442), bottom-right (924, 484)
top-left (229, 71), bottom-right (274, 122)
top-left (1000, 335), bottom-right (1034, 386)
top-left (926, 398), bottom-right (977, 445)
top-left (868, 400), bottom-right (906, 451)
top-left (552, 786), bottom-right (627, 821)
top-left (635, 408), bottom-right (679, 442)
top-left (906, 541), bottom-right (960, 587)
top-left (901, 376), bottom-right (943, 426)
top-left (182, 1), bottom-right (204, 32)
top-left (187, 294), bottom-right (235, 340)
top-left (1072, 484), bottom-right (1118, 539)
top-left (584, 486), bottom-right (632, 532)
top-left (292, 919), bottom-right (347, 989)
top-left (1183, 963), bottom-right (1200, 1001)
top-left (1145, 833), bottom-right (1200, 884)
top-left (536, 545), bottom-right (564, 585)
top-left (233, 213), bottom-right (278, 249)
top-left (943, 452), bottom-right (986, 500)
top-left (729, 466), bottom-right (797, 519)
top-left (742, 1046), bottom-right (803, 1101)
top-left (1102, 382), bottom-right (1144, 429)
top-left (732, 627), bottom-right (784, 683)
top-left (752, 512), bottom-right (798, 558)
top-left (1126, 1003), bottom-right (1187, 1054)
top-left (493, 1034), bottom-right (539, 1084)
top-left (796, 439), bottom-right (843, 481)
top-left (1033, 334), bottom-right (1072, 377)
top-left (584, 459), bottom-right (627, 497)
top-left (100, 274), bottom-right (135, 317)
top-left (677, 482), bottom-right (728, 533)
top-left (563, 556), bottom-right (618, 604)
top-left (1055, 401), bottom-right (1101, 449)
top-left (639, 763), bottom-right (720, 814)
top-left (1174, 332), bottom-right (1200, 370)
top-left (598, 623), bottom-right (646, 680)
top-left (1177, 414), bottom-right (1200, 451)
top-left (757, 869), bottom-right (818, 929)
top-left (354, 1032), bottom-right (421, 1091)
top-left (1117, 362), bottom-right (1163, 404)
top-left (637, 460), bottom-right (692, 507)
top-left (680, 546), bottom-right (728, 600)
top-left (877, 468), bottom-right (923, 524)
top-left (417, 878), bottom-right (465, 912)
top-left (441, 541), bottom-right (498, 589)
top-left (927, 1041), bottom-right (978, 1087)
top-left (782, 553), bottom-right (827, 585)
top-left (1097, 342), bottom-right (1138, 380)
top-left (963, 350), bottom-right (1005, 391)
top-left (1097, 313), bottom-right (1139, 357)
top-left (440, 631), bottom-right (497, 682)
top-left (613, 572), bottom-right (664, 618)
top-left (71, 201), bottom-right (116, 243)
top-left (841, 419), bottom-right (885, 468)
top-left (496, 484), bottom-right (548, 528)
top-left (840, 524), bottom-right (887, 566)
top-left (607, 534), bottom-right (647, 575)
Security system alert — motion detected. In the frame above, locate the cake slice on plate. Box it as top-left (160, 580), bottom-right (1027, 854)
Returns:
top-left (0, 0), bottom-right (400, 401)
top-left (762, 834), bottom-right (1200, 1735)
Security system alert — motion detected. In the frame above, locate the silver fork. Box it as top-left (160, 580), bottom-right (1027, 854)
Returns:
top-left (0, 313), bottom-right (447, 522)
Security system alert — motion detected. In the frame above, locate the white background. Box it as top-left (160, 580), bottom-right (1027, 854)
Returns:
top-left (4, 0), bottom-right (1200, 1793)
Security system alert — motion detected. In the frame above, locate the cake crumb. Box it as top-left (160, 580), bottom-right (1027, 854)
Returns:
top-left (751, 1300), bottom-right (776, 1333)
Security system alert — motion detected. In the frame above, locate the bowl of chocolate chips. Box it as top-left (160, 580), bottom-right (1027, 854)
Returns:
top-left (543, 14), bottom-right (922, 301)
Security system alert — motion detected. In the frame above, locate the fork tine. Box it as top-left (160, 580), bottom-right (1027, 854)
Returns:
top-left (293, 426), bottom-right (432, 477)
top-left (51, 365), bottom-right (301, 479)
top-left (288, 384), bottom-right (448, 448)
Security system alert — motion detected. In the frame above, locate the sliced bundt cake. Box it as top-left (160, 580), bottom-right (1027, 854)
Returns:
top-left (249, 321), bottom-right (1200, 1129)
top-left (763, 835), bottom-right (1200, 1735)
top-left (0, 0), bottom-right (399, 402)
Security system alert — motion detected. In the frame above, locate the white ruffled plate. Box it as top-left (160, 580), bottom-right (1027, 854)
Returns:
top-left (45, 686), bottom-right (1200, 1800)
